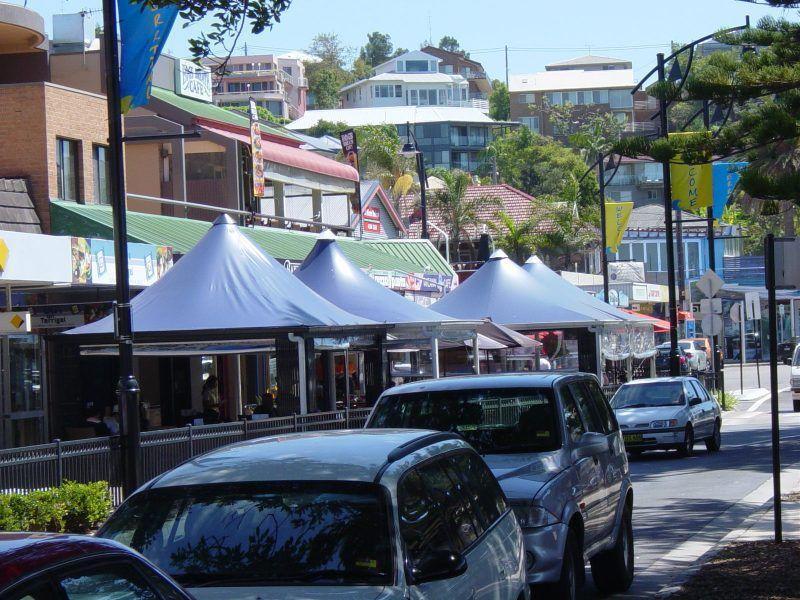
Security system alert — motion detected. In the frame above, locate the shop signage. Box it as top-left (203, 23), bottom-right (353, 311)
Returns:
top-left (604, 201), bottom-right (633, 253)
top-left (363, 206), bottom-right (382, 234)
top-left (249, 98), bottom-right (265, 198)
top-left (71, 238), bottom-right (174, 286)
top-left (31, 312), bottom-right (86, 330)
top-left (609, 261), bottom-right (645, 283)
top-left (176, 59), bottom-right (212, 102)
top-left (339, 129), bottom-right (360, 174)
top-left (630, 283), bottom-right (669, 303)
top-left (0, 230), bottom-right (71, 285)
top-left (0, 311), bottom-right (30, 334)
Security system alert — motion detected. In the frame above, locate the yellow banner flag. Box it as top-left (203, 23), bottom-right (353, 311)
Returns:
top-left (670, 161), bottom-right (712, 214)
top-left (605, 201), bottom-right (633, 254)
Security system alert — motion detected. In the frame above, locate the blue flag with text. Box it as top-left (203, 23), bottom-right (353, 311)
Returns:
top-left (118, 0), bottom-right (178, 113)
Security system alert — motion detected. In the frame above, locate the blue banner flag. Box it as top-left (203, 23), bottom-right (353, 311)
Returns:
top-left (712, 162), bottom-right (747, 220)
top-left (118, 0), bottom-right (178, 113)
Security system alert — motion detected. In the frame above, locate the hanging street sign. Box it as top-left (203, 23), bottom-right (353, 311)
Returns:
top-left (696, 269), bottom-right (725, 299)
top-left (730, 302), bottom-right (744, 324)
top-left (0, 311), bottom-right (31, 334)
top-left (701, 314), bottom-right (724, 336)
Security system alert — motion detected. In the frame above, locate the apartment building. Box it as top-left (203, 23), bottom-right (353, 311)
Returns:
top-left (421, 46), bottom-right (493, 108)
top-left (202, 53), bottom-right (309, 120)
top-left (509, 55), bottom-right (658, 139)
top-left (340, 50), bottom-right (478, 111)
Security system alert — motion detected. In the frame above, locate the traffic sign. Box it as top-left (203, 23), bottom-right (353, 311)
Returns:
top-left (699, 298), bottom-right (723, 315)
top-left (701, 314), bottom-right (724, 336)
top-left (696, 269), bottom-right (724, 299)
top-left (745, 291), bottom-right (762, 320)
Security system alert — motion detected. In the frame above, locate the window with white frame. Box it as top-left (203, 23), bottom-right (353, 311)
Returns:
top-left (593, 89), bottom-right (609, 104)
top-left (545, 91), bottom-right (562, 106)
top-left (609, 89), bottom-right (633, 108)
top-left (518, 93), bottom-right (535, 104)
top-left (519, 116), bottom-right (540, 132)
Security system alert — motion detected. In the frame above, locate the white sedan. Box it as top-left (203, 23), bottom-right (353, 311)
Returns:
top-left (611, 377), bottom-right (722, 457)
top-left (679, 340), bottom-right (709, 373)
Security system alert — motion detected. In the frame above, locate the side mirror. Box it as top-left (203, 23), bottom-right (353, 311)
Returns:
top-left (572, 431), bottom-right (608, 461)
top-left (784, 357), bottom-right (792, 366)
top-left (689, 397), bottom-right (702, 407)
top-left (409, 550), bottom-right (468, 585)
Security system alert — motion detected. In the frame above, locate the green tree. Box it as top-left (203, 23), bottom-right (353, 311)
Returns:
top-left (226, 105), bottom-right (288, 125)
top-left (614, 8), bottom-right (800, 207)
top-left (486, 127), bottom-right (598, 208)
top-left (438, 35), bottom-right (467, 57)
top-left (306, 65), bottom-right (345, 109)
top-left (359, 32), bottom-right (394, 67)
top-left (351, 57), bottom-right (373, 81)
top-left (488, 80), bottom-right (510, 121)
top-left (428, 170), bottom-right (497, 255)
top-left (488, 211), bottom-right (536, 264)
top-left (307, 32), bottom-right (351, 69)
top-left (305, 119), bottom-right (349, 138)
top-left (545, 103), bottom-right (624, 159)
top-left (144, 0), bottom-right (292, 65)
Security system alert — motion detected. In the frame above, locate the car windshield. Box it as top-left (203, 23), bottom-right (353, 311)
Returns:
top-left (793, 345), bottom-right (800, 367)
top-left (678, 342), bottom-right (691, 351)
top-left (99, 482), bottom-right (392, 587)
top-left (368, 387), bottom-right (560, 454)
top-left (611, 381), bottom-right (685, 409)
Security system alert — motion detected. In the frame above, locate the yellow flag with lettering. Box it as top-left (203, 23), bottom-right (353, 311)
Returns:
top-left (605, 201), bottom-right (633, 254)
top-left (670, 161), bottom-right (713, 215)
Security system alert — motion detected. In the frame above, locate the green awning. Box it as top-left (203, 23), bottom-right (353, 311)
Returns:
top-left (149, 87), bottom-right (303, 143)
top-left (50, 201), bottom-right (453, 276)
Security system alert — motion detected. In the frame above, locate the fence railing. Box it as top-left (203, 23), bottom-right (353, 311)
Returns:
top-left (1, 408), bottom-right (373, 506)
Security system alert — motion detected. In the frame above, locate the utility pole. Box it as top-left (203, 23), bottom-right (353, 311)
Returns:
top-left (657, 53), bottom-right (681, 376)
top-left (703, 99), bottom-right (722, 389)
top-left (598, 151), bottom-right (610, 304)
top-left (244, 42), bottom-right (248, 56)
top-left (765, 233), bottom-right (782, 542)
top-left (102, 0), bottom-right (141, 497)
top-left (505, 45), bottom-right (509, 89)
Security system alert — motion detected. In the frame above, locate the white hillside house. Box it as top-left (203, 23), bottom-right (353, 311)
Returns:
top-left (340, 50), bottom-right (479, 110)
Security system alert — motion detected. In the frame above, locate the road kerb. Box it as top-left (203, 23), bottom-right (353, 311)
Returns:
top-left (652, 467), bottom-right (800, 598)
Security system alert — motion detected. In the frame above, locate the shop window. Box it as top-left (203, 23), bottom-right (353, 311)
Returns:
top-left (56, 137), bottom-right (80, 202)
top-left (92, 145), bottom-right (111, 205)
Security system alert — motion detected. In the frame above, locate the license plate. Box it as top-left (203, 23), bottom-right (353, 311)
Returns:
top-left (623, 434), bottom-right (643, 444)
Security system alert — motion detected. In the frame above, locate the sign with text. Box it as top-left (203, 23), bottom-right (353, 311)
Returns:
top-left (363, 206), bottom-right (382, 234)
top-left (605, 201), bottom-right (633, 253)
top-left (249, 98), bottom-right (265, 198)
top-left (176, 59), bottom-right (212, 102)
top-left (671, 161), bottom-right (713, 215)
top-left (71, 238), bottom-right (173, 286)
top-left (339, 129), bottom-right (360, 175)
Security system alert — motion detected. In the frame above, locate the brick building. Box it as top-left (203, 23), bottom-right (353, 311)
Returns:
top-left (0, 82), bottom-right (108, 231)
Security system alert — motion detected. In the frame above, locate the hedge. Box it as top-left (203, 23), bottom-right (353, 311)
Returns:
top-left (0, 481), bottom-right (112, 534)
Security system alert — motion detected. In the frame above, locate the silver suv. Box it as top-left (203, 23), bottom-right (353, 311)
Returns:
top-left (366, 373), bottom-right (634, 599)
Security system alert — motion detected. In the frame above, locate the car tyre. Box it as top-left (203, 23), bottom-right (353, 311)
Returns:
top-left (677, 424), bottom-right (694, 457)
top-left (538, 529), bottom-right (582, 600)
top-left (590, 503), bottom-right (634, 594)
top-left (705, 419), bottom-right (722, 452)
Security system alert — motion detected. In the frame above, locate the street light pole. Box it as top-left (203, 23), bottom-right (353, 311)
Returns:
top-left (657, 53), bottom-right (682, 376)
top-left (402, 122), bottom-right (428, 239)
top-left (597, 151), bottom-right (610, 304)
top-left (102, 0), bottom-right (141, 496)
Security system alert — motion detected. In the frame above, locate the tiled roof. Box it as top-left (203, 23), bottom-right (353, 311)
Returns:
top-left (627, 203), bottom-right (708, 231)
top-left (397, 184), bottom-right (559, 241)
top-left (0, 179), bottom-right (41, 234)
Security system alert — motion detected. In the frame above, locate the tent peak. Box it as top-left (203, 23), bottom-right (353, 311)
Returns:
top-left (212, 213), bottom-right (237, 226)
top-left (318, 229), bottom-right (337, 240)
top-left (489, 249), bottom-right (508, 260)
top-left (526, 255), bottom-right (544, 265)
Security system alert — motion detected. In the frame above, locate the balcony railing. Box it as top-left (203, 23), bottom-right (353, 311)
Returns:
top-left (219, 69), bottom-right (307, 88)
top-left (215, 89), bottom-right (285, 101)
top-left (624, 121), bottom-right (659, 133)
top-left (634, 98), bottom-right (659, 111)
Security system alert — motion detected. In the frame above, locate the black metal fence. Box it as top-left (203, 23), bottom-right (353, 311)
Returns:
top-left (1, 407), bottom-right (373, 507)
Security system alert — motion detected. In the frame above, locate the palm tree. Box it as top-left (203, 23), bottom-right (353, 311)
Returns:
top-left (427, 169), bottom-right (498, 259)
top-left (488, 211), bottom-right (536, 264)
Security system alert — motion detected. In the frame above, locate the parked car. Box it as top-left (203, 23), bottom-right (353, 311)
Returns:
top-left (655, 343), bottom-right (690, 375)
top-left (788, 343), bottom-right (800, 412)
top-left (678, 340), bottom-right (708, 373)
top-left (610, 377), bottom-right (722, 457)
top-left (99, 430), bottom-right (530, 600)
top-left (366, 373), bottom-right (635, 599)
top-left (0, 532), bottom-right (193, 599)
top-left (688, 337), bottom-right (713, 366)
top-left (777, 337), bottom-right (798, 364)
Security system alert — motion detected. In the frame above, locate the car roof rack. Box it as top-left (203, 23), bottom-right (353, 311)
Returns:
top-left (374, 431), bottom-right (462, 483)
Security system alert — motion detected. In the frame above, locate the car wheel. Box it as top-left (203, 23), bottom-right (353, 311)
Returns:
top-left (590, 503), bottom-right (634, 594)
top-left (538, 529), bottom-right (582, 600)
top-left (677, 424), bottom-right (694, 457)
top-left (705, 420), bottom-right (722, 452)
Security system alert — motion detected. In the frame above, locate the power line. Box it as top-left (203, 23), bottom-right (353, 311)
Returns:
top-left (468, 43), bottom-right (672, 55)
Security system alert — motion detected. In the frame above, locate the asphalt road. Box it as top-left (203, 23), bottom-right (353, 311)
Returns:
top-left (583, 367), bottom-right (798, 598)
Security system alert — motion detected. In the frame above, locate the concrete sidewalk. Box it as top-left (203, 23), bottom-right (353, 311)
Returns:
top-left (655, 468), bottom-right (800, 598)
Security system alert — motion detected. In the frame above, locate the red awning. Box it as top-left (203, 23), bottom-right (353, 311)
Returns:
top-left (619, 309), bottom-right (670, 333)
top-left (195, 121), bottom-right (358, 190)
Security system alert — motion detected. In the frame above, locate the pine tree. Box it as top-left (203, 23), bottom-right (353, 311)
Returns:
top-left (614, 4), bottom-right (800, 204)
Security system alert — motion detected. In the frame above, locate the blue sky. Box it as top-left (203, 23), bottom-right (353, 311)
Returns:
top-left (18, 0), bottom-right (790, 79)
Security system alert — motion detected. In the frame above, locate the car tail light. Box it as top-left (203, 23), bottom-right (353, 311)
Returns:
top-left (680, 355), bottom-right (686, 364)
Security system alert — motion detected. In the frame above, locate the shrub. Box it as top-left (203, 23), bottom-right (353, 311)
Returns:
top-left (0, 481), bottom-right (112, 534)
